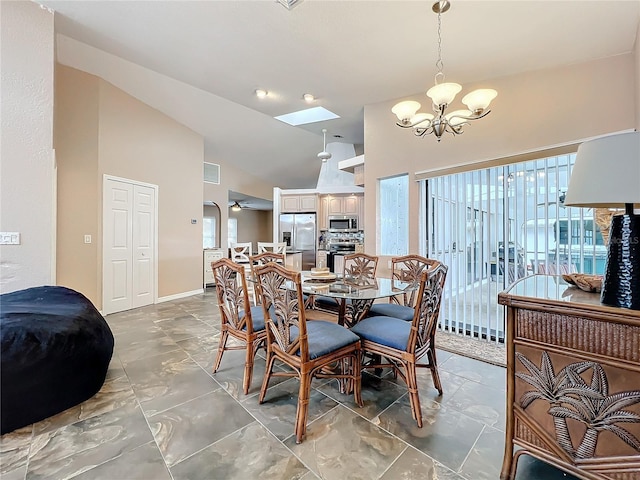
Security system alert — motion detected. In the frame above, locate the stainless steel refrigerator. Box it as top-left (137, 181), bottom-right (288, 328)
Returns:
top-left (279, 213), bottom-right (316, 271)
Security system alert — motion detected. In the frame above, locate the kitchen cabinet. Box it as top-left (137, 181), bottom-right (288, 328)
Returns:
top-left (318, 196), bottom-right (329, 230)
top-left (318, 194), bottom-right (364, 231)
top-left (358, 195), bottom-right (365, 231)
top-left (327, 196), bottom-right (344, 215)
top-left (203, 249), bottom-right (225, 287)
top-left (333, 254), bottom-right (345, 275)
top-left (498, 275), bottom-right (640, 480)
top-left (323, 194), bottom-right (362, 216)
top-left (343, 195), bottom-right (358, 215)
top-left (281, 194), bottom-right (317, 212)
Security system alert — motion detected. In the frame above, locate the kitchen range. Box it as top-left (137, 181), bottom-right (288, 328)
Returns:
top-left (321, 230), bottom-right (364, 272)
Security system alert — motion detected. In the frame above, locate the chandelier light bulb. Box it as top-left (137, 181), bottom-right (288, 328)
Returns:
top-left (392, 100), bottom-right (421, 123)
top-left (461, 89), bottom-right (498, 114)
top-left (426, 82), bottom-right (462, 107)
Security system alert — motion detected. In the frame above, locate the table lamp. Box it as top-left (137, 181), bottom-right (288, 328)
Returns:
top-left (564, 131), bottom-right (640, 310)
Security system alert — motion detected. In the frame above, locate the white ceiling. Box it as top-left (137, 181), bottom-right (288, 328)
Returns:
top-left (39, 0), bottom-right (640, 189)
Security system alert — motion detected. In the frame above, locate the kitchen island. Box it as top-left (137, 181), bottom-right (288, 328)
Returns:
top-left (285, 250), bottom-right (303, 271)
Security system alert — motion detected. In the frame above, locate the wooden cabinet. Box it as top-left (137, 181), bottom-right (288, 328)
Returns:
top-left (281, 194), bottom-right (317, 212)
top-left (318, 193), bottom-right (364, 228)
top-left (357, 195), bottom-right (365, 231)
top-left (498, 276), bottom-right (640, 480)
top-left (343, 195), bottom-right (358, 215)
top-left (203, 249), bottom-right (225, 287)
top-left (318, 196), bottom-right (329, 230)
top-left (327, 196), bottom-right (344, 215)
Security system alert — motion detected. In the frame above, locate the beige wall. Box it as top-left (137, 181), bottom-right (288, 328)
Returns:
top-left (55, 65), bottom-right (100, 301)
top-left (0, 2), bottom-right (55, 293)
top-left (635, 22), bottom-right (640, 130)
top-left (229, 208), bottom-right (273, 253)
top-left (203, 158), bottom-right (274, 254)
top-left (56, 65), bottom-right (204, 308)
top-left (364, 53), bottom-right (637, 268)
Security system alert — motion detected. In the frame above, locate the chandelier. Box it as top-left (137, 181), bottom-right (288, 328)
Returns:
top-left (391, 0), bottom-right (497, 141)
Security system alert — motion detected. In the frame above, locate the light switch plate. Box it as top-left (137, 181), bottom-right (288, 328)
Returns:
top-left (0, 232), bottom-right (21, 245)
top-left (84, 234), bottom-right (92, 244)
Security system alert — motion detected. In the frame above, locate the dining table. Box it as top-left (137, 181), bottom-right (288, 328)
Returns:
top-left (296, 272), bottom-right (417, 328)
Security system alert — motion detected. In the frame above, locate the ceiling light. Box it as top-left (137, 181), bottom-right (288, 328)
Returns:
top-left (274, 106), bottom-right (340, 126)
top-left (317, 129), bottom-right (332, 162)
top-left (255, 89), bottom-right (268, 99)
top-left (391, 0), bottom-right (497, 142)
top-left (303, 93), bottom-right (315, 103)
top-left (231, 201), bottom-right (242, 212)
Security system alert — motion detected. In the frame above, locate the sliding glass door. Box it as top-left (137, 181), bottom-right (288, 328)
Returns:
top-left (424, 153), bottom-right (605, 342)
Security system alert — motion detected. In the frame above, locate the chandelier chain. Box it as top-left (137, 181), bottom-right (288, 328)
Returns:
top-left (435, 10), bottom-right (444, 80)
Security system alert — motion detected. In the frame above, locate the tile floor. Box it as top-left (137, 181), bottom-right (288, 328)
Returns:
top-left (0, 290), bottom-right (579, 480)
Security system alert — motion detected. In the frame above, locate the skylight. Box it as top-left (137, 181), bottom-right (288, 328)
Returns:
top-left (274, 106), bottom-right (340, 126)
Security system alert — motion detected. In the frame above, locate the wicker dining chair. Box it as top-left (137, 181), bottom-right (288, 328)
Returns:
top-left (314, 253), bottom-right (379, 314)
top-left (211, 258), bottom-right (267, 395)
top-left (249, 252), bottom-right (285, 275)
top-left (350, 260), bottom-right (448, 427)
top-left (343, 253), bottom-right (379, 283)
top-left (367, 254), bottom-right (438, 321)
top-left (254, 262), bottom-right (363, 443)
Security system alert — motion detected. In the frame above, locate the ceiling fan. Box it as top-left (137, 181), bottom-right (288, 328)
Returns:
top-left (317, 129), bottom-right (331, 162)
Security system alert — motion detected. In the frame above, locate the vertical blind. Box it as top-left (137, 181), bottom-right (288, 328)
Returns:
top-left (423, 153), bottom-right (605, 342)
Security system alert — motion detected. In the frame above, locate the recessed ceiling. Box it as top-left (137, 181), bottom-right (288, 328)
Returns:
top-left (39, 0), bottom-right (640, 189)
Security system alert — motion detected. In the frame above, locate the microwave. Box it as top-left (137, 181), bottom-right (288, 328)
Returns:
top-left (328, 215), bottom-right (358, 232)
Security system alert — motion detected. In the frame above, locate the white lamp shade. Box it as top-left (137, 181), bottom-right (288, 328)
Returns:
top-left (461, 89), bottom-right (498, 112)
top-left (445, 109), bottom-right (472, 126)
top-left (426, 82), bottom-right (462, 106)
top-left (564, 131), bottom-right (640, 208)
top-left (392, 101), bottom-right (421, 121)
top-left (411, 112), bottom-right (434, 127)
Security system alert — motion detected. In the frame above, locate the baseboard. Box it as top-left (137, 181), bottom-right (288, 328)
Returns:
top-left (157, 288), bottom-right (204, 303)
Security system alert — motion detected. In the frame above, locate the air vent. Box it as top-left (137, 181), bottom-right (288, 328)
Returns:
top-left (204, 162), bottom-right (220, 184)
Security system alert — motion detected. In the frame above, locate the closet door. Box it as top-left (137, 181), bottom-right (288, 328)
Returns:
top-left (103, 177), bottom-right (157, 314)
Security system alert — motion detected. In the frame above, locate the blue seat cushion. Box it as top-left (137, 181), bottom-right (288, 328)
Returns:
top-left (350, 316), bottom-right (411, 351)
top-left (291, 321), bottom-right (360, 360)
top-left (239, 305), bottom-right (266, 332)
top-left (367, 303), bottom-right (415, 321)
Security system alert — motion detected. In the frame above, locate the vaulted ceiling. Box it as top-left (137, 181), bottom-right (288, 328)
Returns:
top-left (39, 0), bottom-right (640, 189)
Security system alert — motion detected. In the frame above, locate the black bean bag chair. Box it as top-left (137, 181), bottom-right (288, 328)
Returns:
top-left (0, 286), bottom-right (114, 434)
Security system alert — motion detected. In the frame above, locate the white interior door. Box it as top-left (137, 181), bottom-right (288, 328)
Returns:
top-left (103, 177), bottom-right (157, 314)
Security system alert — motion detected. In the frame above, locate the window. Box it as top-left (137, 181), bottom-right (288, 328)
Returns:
top-left (203, 216), bottom-right (216, 249)
top-left (228, 218), bottom-right (238, 248)
top-left (379, 174), bottom-right (409, 256)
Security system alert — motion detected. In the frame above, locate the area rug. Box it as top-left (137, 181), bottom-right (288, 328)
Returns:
top-left (435, 330), bottom-right (506, 367)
